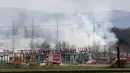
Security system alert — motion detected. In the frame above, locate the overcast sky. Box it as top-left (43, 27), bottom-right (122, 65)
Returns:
top-left (0, 0), bottom-right (129, 13)
top-left (0, 0), bottom-right (127, 46)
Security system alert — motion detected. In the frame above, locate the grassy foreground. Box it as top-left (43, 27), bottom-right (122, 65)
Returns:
top-left (0, 65), bottom-right (130, 72)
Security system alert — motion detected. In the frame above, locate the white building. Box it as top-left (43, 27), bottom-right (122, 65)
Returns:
top-left (0, 26), bottom-right (44, 52)
top-left (0, 38), bottom-right (44, 52)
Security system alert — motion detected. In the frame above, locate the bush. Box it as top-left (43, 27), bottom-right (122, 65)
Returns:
top-left (29, 62), bottom-right (40, 66)
top-left (52, 62), bottom-right (60, 66)
top-left (120, 59), bottom-right (129, 67)
top-left (111, 59), bottom-right (129, 68)
top-left (13, 61), bottom-right (23, 68)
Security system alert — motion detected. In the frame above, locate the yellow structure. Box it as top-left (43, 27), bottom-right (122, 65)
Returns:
top-left (14, 55), bottom-right (37, 63)
top-left (30, 55), bottom-right (36, 62)
top-left (14, 56), bottom-right (26, 63)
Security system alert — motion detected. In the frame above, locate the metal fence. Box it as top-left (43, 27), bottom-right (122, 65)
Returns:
top-left (0, 47), bottom-right (118, 66)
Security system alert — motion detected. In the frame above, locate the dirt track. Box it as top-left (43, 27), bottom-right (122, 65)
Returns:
top-left (60, 64), bottom-right (112, 68)
top-left (78, 64), bottom-right (111, 67)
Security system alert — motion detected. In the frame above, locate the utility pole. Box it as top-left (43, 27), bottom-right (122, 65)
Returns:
top-left (56, 17), bottom-right (59, 45)
top-left (93, 17), bottom-right (95, 44)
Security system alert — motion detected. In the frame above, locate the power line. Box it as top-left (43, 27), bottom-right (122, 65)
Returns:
top-left (0, 15), bottom-right (130, 29)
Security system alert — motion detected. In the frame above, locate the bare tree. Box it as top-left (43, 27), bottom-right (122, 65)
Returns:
top-left (55, 41), bottom-right (70, 50)
top-left (29, 41), bottom-right (41, 50)
top-left (90, 42), bottom-right (102, 61)
top-left (106, 41), bottom-right (117, 63)
top-left (106, 41), bottom-right (117, 53)
top-left (92, 42), bottom-right (101, 53)
top-left (40, 41), bottom-right (51, 50)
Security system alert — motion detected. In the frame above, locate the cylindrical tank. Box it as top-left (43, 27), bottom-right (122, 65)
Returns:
top-left (14, 55), bottom-right (26, 63)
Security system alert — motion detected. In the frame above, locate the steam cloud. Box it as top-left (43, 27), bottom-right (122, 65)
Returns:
top-left (40, 13), bottom-right (117, 48)
top-left (37, 0), bottom-right (118, 48)
top-left (1, 0), bottom-right (118, 51)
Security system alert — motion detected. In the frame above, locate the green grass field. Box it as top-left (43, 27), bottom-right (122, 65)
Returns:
top-left (0, 65), bottom-right (130, 72)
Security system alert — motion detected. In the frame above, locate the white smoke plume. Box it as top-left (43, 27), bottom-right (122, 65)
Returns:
top-left (0, 0), bottom-right (118, 51)
top-left (38, 0), bottom-right (118, 48)
top-left (40, 13), bottom-right (117, 48)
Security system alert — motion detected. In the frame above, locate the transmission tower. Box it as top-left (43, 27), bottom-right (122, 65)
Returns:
top-left (11, 19), bottom-right (16, 52)
top-left (31, 18), bottom-right (35, 50)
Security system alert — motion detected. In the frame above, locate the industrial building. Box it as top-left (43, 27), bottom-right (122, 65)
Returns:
top-left (0, 25), bottom-right (43, 52)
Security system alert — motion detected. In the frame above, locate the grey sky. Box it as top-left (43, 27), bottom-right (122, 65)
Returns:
top-left (0, 0), bottom-right (127, 47)
top-left (0, 0), bottom-right (130, 13)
